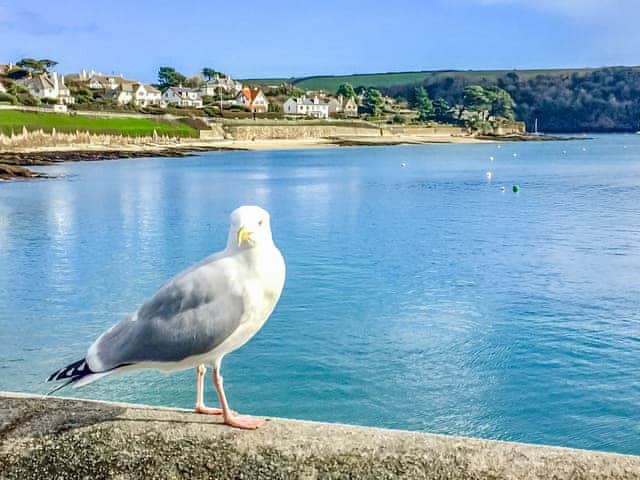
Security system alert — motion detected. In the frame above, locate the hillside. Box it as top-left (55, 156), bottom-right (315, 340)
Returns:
top-left (246, 67), bottom-right (627, 91)
top-left (248, 66), bottom-right (640, 132)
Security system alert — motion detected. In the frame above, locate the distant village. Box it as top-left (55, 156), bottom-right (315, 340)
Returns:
top-left (0, 58), bottom-right (520, 129)
top-left (0, 60), bottom-right (368, 120)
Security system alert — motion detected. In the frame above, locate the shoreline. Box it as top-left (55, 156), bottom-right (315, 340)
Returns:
top-left (0, 133), bottom-right (577, 180)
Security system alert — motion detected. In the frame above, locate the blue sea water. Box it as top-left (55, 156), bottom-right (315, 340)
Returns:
top-left (0, 135), bottom-right (639, 455)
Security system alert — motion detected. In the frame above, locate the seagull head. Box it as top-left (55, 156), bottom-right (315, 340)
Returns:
top-left (228, 205), bottom-right (274, 250)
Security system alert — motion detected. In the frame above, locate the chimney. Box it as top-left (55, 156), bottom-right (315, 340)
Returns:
top-left (52, 72), bottom-right (59, 92)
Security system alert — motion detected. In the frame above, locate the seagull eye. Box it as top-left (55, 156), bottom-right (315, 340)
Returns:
top-left (258, 220), bottom-right (264, 227)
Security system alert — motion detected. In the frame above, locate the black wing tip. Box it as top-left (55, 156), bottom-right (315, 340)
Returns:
top-left (47, 358), bottom-right (93, 383)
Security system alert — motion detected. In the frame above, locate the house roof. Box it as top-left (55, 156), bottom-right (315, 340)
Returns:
top-left (239, 87), bottom-right (263, 102)
top-left (168, 85), bottom-right (195, 94)
top-left (0, 64), bottom-right (14, 76)
top-left (145, 84), bottom-right (160, 94)
top-left (288, 95), bottom-right (330, 106)
top-left (20, 73), bottom-right (55, 91)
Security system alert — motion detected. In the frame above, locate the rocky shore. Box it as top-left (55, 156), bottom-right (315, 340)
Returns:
top-left (0, 145), bottom-right (240, 180)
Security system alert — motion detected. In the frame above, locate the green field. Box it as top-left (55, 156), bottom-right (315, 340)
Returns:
top-left (0, 111), bottom-right (199, 138)
top-left (247, 66), bottom-right (640, 92)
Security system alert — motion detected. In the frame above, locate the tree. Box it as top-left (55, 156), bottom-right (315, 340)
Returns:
top-left (16, 58), bottom-right (41, 73)
top-left (184, 76), bottom-right (203, 88)
top-left (463, 85), bottom-right (491, 119)
top-left (486, 86), bottom-right (515, 119)
top-left (412, 86), bottom-right (434, 121)
top-left (202, 68), bottom-right (217, 81)
top-left (336, 83), bottom-right (356, 99)
top-left (362, 88), bottom-right (384, 116)
top-left (433, 98), bottom-right (451, 122)
top-left (39, 59), bottom-right (58, 72)
top-left (16, 58), bottom-right (57, 74)
top-left (409, 86), bottom-right (426, 108)
top-left (291, 87), bottom-right (305, 98)
top-left (158, 66), bottom-right (186, 90)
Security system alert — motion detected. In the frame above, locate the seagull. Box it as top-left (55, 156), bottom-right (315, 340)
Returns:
top-left (47, 206), bottom-right (286, 430)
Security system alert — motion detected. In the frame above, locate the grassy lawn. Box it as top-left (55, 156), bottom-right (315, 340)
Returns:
top-left (0, 110), bottom-right (199, 138)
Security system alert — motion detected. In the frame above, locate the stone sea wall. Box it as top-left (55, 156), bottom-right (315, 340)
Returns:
top-left (219, 124), bottom-right (380, 141)
top-left (211, 123), bottom-right (525, 141)
top-left (1, 393), bottom-right (638, 479)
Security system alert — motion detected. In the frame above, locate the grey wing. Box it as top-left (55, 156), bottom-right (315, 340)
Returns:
top-left (86, 263), bottom-right (244, 372)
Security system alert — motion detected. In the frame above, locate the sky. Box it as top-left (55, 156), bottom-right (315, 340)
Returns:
top-left (0, 0), bottom-right (638, 83)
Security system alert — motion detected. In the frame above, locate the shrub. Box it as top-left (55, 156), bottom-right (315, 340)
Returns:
top-left (16, 93), bottom-right (40, 106)
top-left (202, 106), bottom-right (220, 117)
top-left (0, 93), bottom-right (17, 104)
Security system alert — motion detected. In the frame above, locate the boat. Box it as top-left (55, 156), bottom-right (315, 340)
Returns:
top-left (532, 118), bottom-right (543, 136)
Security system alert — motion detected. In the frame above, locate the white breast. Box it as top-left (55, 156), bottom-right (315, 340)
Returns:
top-left (205, 246), bottom-right (285, 363)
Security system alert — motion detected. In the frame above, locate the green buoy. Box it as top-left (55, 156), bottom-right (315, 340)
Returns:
top-left (512, 184), bottom-right (520, 193)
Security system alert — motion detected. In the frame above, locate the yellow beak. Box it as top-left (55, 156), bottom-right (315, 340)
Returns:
top-left (237, 225), bottom-right (253, 246)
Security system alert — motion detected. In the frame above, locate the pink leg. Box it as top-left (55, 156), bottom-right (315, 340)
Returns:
top-left (213, 363), bottom-right (267, 430)
top-left (194, 364), bottom-right (223, 415)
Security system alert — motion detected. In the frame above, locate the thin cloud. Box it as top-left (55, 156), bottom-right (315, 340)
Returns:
top-left (0, 4), bottom-right (98, 35)
top-left (469, 0), bottom-right (633, 21)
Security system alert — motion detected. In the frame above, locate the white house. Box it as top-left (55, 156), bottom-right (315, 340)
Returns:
top-left (283, 96), bottom-right (330, 119)
top-left (18, 72), bottom-right (75, 104)
top-left (143, 84), bottom-right (162, 106)
top-left (88, 75), bottom-right (123, 90)
top-left (0, 63), bottom-right (14, 76)
top-left (162, 85), bottom-right (203, 108)
top-left (199, 74), bottom-right (242, 96)
top-left (235, 87), bottom-right (269, 112)
top-left (105, 82), bottom-right (163, 107)
top-left (105, 86), bottom-right (133, 105)
top-left (328, 95), bottom-right (358, 117)
top-left (66, 70), bottom-right (125, 90)
top-left (0, 82), bottom-right (6, 94)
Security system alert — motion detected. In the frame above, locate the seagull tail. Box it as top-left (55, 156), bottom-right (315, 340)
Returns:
top-left (45, 358), bottom-right (109, 395)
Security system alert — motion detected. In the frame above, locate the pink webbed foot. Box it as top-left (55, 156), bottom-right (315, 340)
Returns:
top-left (224, 415), bottom-right (268, 430)
top-left (195, 405), bottom-right (238, 416)
top-left (195, 405), bottom-right (223, 415)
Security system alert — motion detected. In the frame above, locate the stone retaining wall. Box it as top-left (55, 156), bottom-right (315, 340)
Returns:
top-left (1, 392), bottom-right (638, 479)
top-left (221, 124), bottom-right (380, 141)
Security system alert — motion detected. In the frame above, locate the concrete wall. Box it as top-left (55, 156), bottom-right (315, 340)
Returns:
top-left (1, 393), bottom-right (638, 479)
top-left (222, 124), bottom-right (380, 140)
top-left (199, 124), bottom-right (226, 140)
top-left (384, 125), bottom-right (468, 136)
top-left (217, 123), bottom-right (524, 141)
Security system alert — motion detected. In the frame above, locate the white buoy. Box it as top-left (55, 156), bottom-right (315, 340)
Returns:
top-left (401, 162), bottom-right (407, 167)
top-left (582, 147), bottom-right (587, 152)
top-left (497, 145), bottom-right (502, 149)
top-left (485, 171), bottom-right (492, 180)
top-left (562, 150), bottom-right (567, 154)
top-left (624, 145), bottom-right (628, 149)
top-left (489, 156), bottom-right (495, 161)
top-left (512, 153), bottom-right (518, 157)
top-left (500, 186), bottom-right (505, 192)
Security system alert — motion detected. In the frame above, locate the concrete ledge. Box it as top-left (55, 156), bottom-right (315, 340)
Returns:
top-left (0, 392), bottom-right (638, 479)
